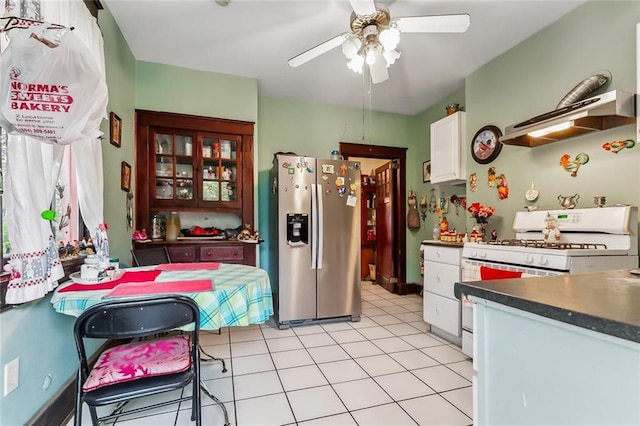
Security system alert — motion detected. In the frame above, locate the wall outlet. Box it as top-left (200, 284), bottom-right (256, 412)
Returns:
top-left (3, 357), bottom-right (19, 396)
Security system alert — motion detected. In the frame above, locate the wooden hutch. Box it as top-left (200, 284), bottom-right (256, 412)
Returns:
top-left (133, 110), bottom-right (256, 265)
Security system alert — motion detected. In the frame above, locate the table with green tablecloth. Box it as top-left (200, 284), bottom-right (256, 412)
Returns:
top-left (51, 263), bottom-right (273, 330)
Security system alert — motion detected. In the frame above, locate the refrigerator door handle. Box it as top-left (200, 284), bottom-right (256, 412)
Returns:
top-left (311, 183), bottom-right (318, 270)
top-left (316, 182), bottom-right (324, 269)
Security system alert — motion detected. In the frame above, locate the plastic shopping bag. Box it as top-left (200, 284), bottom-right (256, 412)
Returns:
top-left (0, 24), bottom-right (108, 145)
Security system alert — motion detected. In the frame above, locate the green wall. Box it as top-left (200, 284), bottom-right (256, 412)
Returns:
top-left (464, 1), bottom-right (640, 238)
top-left (101, 1), bottom-right (137, 268)
top-left (410, 89), bottom-right (468, 261)
top-left (256, 96), bottom-right (421, 281)
top-left (1, 2), bottom-right (638, 424)
top-left (135, 61), bottom-right (258, 123)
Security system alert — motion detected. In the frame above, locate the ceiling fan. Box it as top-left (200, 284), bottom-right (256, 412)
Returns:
top-left (288, 0), bottom-right (470, 84)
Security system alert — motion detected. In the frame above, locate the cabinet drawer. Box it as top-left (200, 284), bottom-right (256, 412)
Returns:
top-left (424, 261), bottom-right (460, 299)
top-left (167, 246), bottom-right (197, 263)
top-left (200, 245), bottom-right (244, 261)
top-left (423, 292), bottom-right (461, 337)
top-left (462, 330), bottom-right (473, 358)
top-left (423, 246), bottom-right (461, 266)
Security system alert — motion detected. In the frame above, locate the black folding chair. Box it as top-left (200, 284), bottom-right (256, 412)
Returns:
top-left (73, 295), bottom-right (228, 425)
top-left (130, 247), bottom-right (171, 266)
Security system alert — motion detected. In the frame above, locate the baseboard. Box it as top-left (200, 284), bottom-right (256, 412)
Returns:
top-left (396, 282), bottom-right (421, 295)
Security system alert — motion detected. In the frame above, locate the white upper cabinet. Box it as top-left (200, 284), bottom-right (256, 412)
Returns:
top-left (430, 111), bottom-right (466, 184)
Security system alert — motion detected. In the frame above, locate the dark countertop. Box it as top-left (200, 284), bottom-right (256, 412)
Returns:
top-left (421, 240), bottom-right (465, 248)
top-left (454, 269), bottom-right (640, 343)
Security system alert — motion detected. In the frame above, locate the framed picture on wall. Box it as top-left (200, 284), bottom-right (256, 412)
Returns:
top-left (110, 112), bottom-right (122, 147)
top-left (121, 161), bottom-right (132, 192)
top-left (423, 161), bottom-right (431, 183)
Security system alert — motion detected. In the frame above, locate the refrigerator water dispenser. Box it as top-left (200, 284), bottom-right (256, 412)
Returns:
top-left (286, 213), bottom-right (308, 246)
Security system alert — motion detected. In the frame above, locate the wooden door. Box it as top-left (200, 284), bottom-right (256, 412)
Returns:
top-left (339, 142), bottom-right (407, 287)
top-left (375, 161), bottom-right (398, 292)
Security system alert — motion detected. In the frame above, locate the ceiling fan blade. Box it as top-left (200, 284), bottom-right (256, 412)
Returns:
top-left (396, 14), bottom-right (471, 33)
top-left (288, 33), bottom-right (348, 68)
top-left (369, 55), bottom-right (389, 84)
top-left (349, 0), bottom-right (376, 16)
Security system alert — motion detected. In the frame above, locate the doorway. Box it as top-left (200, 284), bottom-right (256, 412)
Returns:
top-left (340, 142), bottom-right (407, 291)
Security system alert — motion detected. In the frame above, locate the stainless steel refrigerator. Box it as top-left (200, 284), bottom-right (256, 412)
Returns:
top-left (269, 154), bottom-right (361, 328)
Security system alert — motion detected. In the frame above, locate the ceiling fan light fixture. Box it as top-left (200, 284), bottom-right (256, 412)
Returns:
top-left (383, 49), bottom-right (401, 66)
top-left (347, 55), bottom-right (364, 73)
top-left (379, 26), bottom-right (400, 51)
top-left (341, 36), bottom-right (362, 59)
top-left (365, 45), bottom-right (378, 65)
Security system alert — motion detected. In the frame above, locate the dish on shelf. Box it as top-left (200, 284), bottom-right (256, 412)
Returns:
top-left (180, 227), bottom-right (225, 238)
top-left (69, 270), bottom-right (124, 285)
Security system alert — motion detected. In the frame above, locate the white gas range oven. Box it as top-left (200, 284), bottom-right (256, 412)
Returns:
top-left (459, 205), bottom-right (638, 356)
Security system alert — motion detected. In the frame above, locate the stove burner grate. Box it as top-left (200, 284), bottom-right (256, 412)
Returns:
top-left (489, 239), bottom-right (608, 250)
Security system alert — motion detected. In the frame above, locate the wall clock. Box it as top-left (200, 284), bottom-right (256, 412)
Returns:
top-left (471, 125), bottom-right (503, 164)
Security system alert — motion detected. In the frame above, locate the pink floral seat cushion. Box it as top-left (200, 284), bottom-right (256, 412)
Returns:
top-left (83, 335), bottom-right (191, 392)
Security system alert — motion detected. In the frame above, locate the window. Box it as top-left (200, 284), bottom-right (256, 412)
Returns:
top-left (0, 129), bottom-right (85, 267)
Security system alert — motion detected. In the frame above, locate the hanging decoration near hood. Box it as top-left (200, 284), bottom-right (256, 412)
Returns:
top-left (560, 152), bottom-right (589, 177)
top-left (602, 139), bottom-right (635, 154)
top-left (469, 173), bottom-right (478, 192)
top-left (407, 189), bottom-right (420, 230)
top-left (487, 167), bottom-right (496, 187)
top-left (496, 173), bottom-right (509, 200)
top-left (0, 20), bottom-right (108, 144)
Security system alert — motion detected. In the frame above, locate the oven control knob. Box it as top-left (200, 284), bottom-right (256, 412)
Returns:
top-left (525, 254), bottom-right (534, 264)
top-left (538, 256), bottom-right (548, 265)
top-left (470, 250), bottom-right (478, 258)
top-left (480, 251), bottom-right (487, 259)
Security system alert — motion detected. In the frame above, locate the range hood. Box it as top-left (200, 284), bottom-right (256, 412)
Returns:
top-left (500, 90), bottom-right (636, 147)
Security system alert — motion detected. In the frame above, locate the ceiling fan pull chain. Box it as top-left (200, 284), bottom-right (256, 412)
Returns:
top-left (361, 70), bottom-right (366, 141)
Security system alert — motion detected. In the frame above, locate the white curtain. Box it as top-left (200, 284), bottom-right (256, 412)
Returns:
top-left (3, 0), bottom-right (107, 304)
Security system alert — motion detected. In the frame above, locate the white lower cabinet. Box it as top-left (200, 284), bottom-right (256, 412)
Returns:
top-left (424, 292), bottom-right (460, 336)
top-left (422, 244), bottom-right (463, 339)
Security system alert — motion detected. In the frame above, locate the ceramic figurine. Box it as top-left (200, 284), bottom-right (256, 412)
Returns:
top-left (602, 139), bottom-right (635, 154)
top-left (542, 213), bottom-right (561, 243)
top-left (469, 173), bottom-right (478, 192)
top-left (560, 153), bottom-right (589, 177)
top-left (58, 241), bottom-right (67, 259)
top-left (497, 173), bottom-right (509, 199)
top-left (221, 167), bottom-right (231, 180)
top-left (487, 167), bottom-right (496, 187)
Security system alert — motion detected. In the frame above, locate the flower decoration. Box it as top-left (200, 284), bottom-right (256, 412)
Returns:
top-left (467, 202), bottom-right (495, 223)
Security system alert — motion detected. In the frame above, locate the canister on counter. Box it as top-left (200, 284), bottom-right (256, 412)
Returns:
top-left (151, 214), bottom-right (166, 240)
top-left (166, 212), bottom-right (181, 241)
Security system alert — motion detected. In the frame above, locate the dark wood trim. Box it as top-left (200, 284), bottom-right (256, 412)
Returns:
top-left (83, 0), bottom-right (103, 19)
top-left (0, 272), bottom-right (9, 313)
top-left (339, 142), bottom-right (407, 286)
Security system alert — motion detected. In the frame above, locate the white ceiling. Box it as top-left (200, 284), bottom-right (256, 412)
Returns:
top-left (103, 0), bottom-right (585, 116)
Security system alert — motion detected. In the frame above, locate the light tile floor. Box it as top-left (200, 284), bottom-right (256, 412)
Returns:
top-left (73, 281), bottom-right (473, 426)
